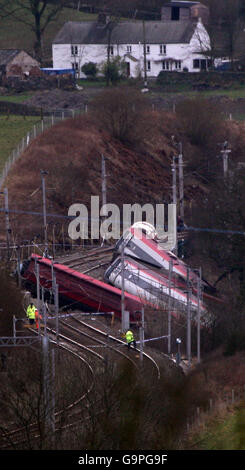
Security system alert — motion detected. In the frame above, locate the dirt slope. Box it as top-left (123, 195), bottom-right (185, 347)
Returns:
top-left (3, 112), bottom-right (178, 242)
top-left (2, 110), bottom-right (245, 246)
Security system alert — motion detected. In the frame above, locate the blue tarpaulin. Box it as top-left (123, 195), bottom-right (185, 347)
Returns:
top-left (41, 68), bottom-right (75, 76)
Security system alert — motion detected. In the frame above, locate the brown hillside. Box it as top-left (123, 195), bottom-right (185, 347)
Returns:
top-left (2, 112), bottom-right (179, 243)
top-left (2, 109), bottom-right (245, 247)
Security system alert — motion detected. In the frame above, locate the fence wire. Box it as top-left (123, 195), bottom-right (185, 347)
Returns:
top-left (0, 107), bottom-right (86, 189)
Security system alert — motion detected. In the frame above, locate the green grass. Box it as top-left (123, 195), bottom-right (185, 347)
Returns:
top-left (0, 115), bottom-right (40, 172)
top-left (200, 86), bottom-right (245, 99)
top-left (189, 403), bottom-right (245, 450)
top-left (152, 78), bottom-right (245, 99)
top-left (0, 93), bottom-right (34, 104)
top-left (77, 78), bottom-right (107, 88)
top-left (153, 84), bottom-right (245, 100)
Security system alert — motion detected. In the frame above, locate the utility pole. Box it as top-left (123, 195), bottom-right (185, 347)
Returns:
top-left (41, 170), bottom-right (48, 257)
top-left (186, 268), bottom-right (191, 367)
top-left (171, 156), bottom-right (177, 205)
top-left (141, 307), bottom-right (145, 344)
top-left (139, 307), bottom-right (145, 366)
top-left (171, 156), bottom-right (177, 254)
top-left (121, 243), bottom-right (125, 331)
top-left (139, 306), bottom-right (145, 363)
top-left (220, 141), bottom-right (231, 179)
top-left (176, 338), bottom-right (182, 366)
top-left (139, 326), bottom-right (144, 363)
top-left (42, 334), bottom-right (50, 434)
top-left (17, 246), bottom-right (21, 288)
top-left (101, 154), bottom-right (107, 209)
top-left (42, 334), bottom-right (55, 437)
top-left (142, 20), bottom-right (147, 87)
top-left (35, 259), bottom-right (41, 334)
top-left (101, 154), bottom-right (107, 215)
top-left (54, 276), bottom-right (59, 349)
top-left (168, 259), bottom-right (173, 354)
top-left (4, 188), bottom-right (10, 262)
top-left (51, 348), bottom-right (56, 439)
top-left (178, 142), bottom-right (184, 220)
top-left (197, 267), bottom-right (202, 364)
top-left (41, 285), bottom-right (55, 435)
top-left (42, 287), bottom-right (47, 337)
top-left (101, 154), bottom-right (107, 245)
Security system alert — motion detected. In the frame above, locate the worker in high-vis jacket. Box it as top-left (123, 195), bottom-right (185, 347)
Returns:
top-left (26, 302), bottom-right (36, 325)
top-left (125, 330), bottom-right (137, 350)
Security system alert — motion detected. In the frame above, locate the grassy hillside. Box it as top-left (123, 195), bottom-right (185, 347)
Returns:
top-left (192, 404), bottom-right (245, 450)
top-left (183, 350), bottom-right (245, 450)
top-left (0, 115), bottom-right (40, 173)
top-left (0, 5), bottom-right (96, 64)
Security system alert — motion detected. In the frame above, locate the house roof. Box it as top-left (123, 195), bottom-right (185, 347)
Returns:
top-left (164, 2), bottom-right (200, 7)
top-left (53, 20), bottom-right (197, 46)
top-left (0, 49), bottom-right (21, 66)
top-left (163, 1), bottom-right (208, 8)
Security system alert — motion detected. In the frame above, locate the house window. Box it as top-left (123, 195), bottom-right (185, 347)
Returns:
top-left (72, 62), bottom-right (78, 72)
top-left (147, 60), bottom-right (151, 71)
top-left (171, 6), bottom-right (180, 21)
top-left (193, 59), bottom-right (200, 69)
top-left (162, 60), bottom-right (170, 70)
top-left (193, 59), bottom-right (210, 70)
top-left (175, 60), bottom-right (181, 70)
top-left (127, 45), bottom-right (132, 53)
top-left (160, 44), bottom-right (166, 55)
top-left (71, 45), bottom-right (78, 55)
top-left (146, 45), bottom-right (150, 54)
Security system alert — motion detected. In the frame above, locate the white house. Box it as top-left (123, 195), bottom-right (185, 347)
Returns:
top-left (52, 15), bottom-right (211, 78)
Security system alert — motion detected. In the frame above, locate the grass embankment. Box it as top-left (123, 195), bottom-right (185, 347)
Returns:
top-left (0, 115), bottom-right (40, 173)
top-left (0, 93), bottom-right (34, 103)
top-left (188, 402), bottom-right (245, 450)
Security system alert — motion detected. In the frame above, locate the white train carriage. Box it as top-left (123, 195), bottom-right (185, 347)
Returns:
top-left (105, 256), bottom-right (205, 313)
top-left (114, 226), bottom-right (217, 298)
top-left (115, 226), bottom-right (197, 281)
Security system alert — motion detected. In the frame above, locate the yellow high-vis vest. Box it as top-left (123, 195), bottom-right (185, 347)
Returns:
top-left (27, 305), bottom-right (36, 319)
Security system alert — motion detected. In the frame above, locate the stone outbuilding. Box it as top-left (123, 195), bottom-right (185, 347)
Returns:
top-left (161, 1), bottom-right (210, 25)
top-left (0, 49), bottom-right (40, 78)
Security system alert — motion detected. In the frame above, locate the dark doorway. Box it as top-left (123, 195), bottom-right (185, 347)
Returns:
top-left (200, 59), bottom-right (207, 70)
top-left (171, 7), bottom-right (180, 20)
top-left (126, 62), bottom-right (130, 77)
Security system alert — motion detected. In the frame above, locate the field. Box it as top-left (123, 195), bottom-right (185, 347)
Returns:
top-left (0, 115), bottom-right (40, 173)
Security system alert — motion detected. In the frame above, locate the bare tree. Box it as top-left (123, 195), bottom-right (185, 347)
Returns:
top-left (203, 0), bottom-right (244, 65)
top-left (1, 1), bottom-right (67, 63)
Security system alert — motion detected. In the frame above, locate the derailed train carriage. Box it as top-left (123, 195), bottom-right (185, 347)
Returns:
top-left (21, 222), bottom-right (220, 326)
top-left (104, 255), bottom-right (206, 316)
top-left (21, 253), bottom-right (145, 322)
top-left (115, 226), bottom-right (218, 302)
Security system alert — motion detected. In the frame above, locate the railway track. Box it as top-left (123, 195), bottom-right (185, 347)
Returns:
top-left (0, 310), bottom-right (160, 449)
top-left (58, 314), bottom-right (161, 380)
top-left (0, 333), bottom-right (96, 450)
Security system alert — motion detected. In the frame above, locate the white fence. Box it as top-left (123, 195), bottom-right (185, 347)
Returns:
top-left (0, 107), bottom-right (86, 189)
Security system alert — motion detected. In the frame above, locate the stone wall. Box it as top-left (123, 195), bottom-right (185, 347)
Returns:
top-left (156, 71), bottom-right (245, 90)
top-left (0, 74), bottom-right (75, 93)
